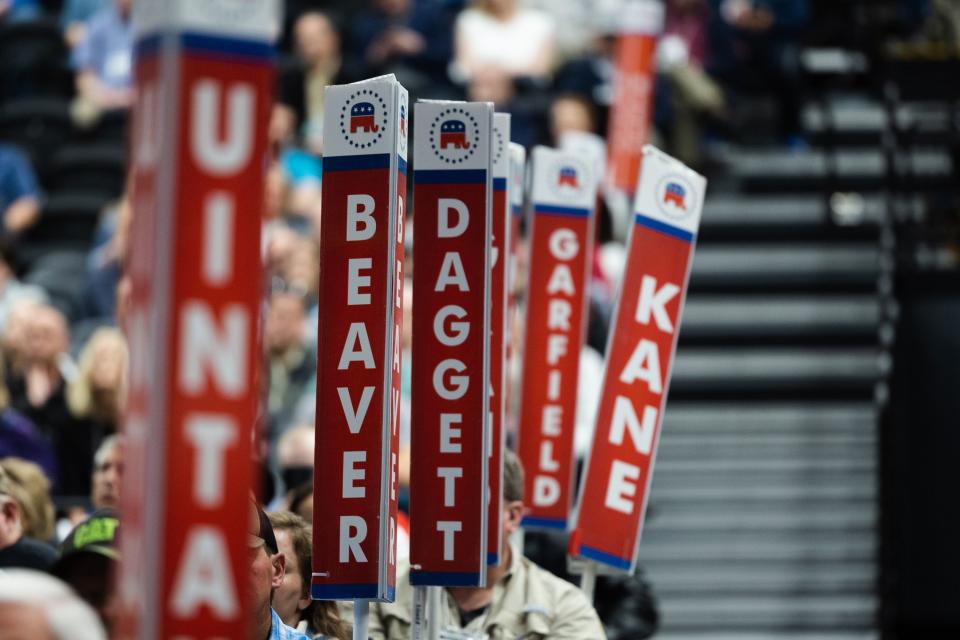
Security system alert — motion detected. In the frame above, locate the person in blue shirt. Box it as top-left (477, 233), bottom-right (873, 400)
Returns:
top-left (0, 145), bottom-right (41, 236)
top-left (0, 0), bottom-right (40, 23)
top-left (61, 0), bottom-right (110, 48)
top-left (71, 0), bottom-right (133, 112)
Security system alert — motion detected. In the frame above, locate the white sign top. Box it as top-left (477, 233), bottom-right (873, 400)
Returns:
top-left (633, 145), bottom-right (706, 238)
top-left (530, 145), bottom-right (598, 211)
top-left (560, 131), bottom-right (607, 187)
top-left (413, 100), bottom-right (494, 172)
top-left (323, 76), bottom-right (401, 159)
top-left (134, 0), bottom-right (281, 42)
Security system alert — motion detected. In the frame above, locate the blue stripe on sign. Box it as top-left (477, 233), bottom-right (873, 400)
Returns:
top-left (311, 583), bottom-right (380, 600)
top-left (634, 214), bottom-right (695, 243)
top-left (134, 34), bottom-right (162, 58)
top-left (493, 177), bottom-right (507, 191)
top-left (181, 33), bottom-right (274, 62)
top-left (487, 552), bottom-right (500, 566)
top-left (534, 204), bottom-right (590, 219)
top-left (398, 157), bottom-right (408, 176)
top-left (323, 153), bottom-right (392, 172)
top-left (410, 571), bottom-right (482, 587)
top-left (413, 169), bottom-right (487, 185)
top-left (521, 515), bottom-right (568, 531)
top-left (578, 544), bottom-right (632, 571)
top-left (512, 204), bottom-right (523, 218)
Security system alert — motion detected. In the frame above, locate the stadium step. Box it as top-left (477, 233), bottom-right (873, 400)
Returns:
top-left (689, 242), bottom-right (882, 293)
top-left (727, 146), bottom-right (953, 192)
top-left (679, 295), bottom-right (881, 343)
top-left (660, 404), bottom-right (877, 435)
top-left (645, 562), bottom-right (877, 595)
top-left (657, 594), bottom-right (876, 630)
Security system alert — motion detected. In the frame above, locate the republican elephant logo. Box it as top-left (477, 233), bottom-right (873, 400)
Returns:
top-left (440, 119), bottom-right (470, 149)
top-left (350, 102), bottom-right (380, 133)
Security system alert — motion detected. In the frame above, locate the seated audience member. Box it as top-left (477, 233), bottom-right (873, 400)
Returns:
top-left (52, 509), bottom-right (119, 632)
top-left (369, 450), bottom-right (606, 639)
top-left (264, 288), bottom-right (316, 452)
top-left (0, 357), bottom-right (55, 483)
top-left (351, 0), bottom-right (458, 93)
top-left (61, 0), bottom-right (111, 48)
top-left (0, 0), bottom-right (40, 22)
top-left (65, 327), bottom-right (128, 443)
top-left (274, 10), bottom-right (356, 152)
top-left (57, 434), bottom-right (123, 538)
top-left (0, 145), bottom-right (42, 237)
top-left (550, 93), bottom-right (599, 143)
top-left (0, 463), bottom-right (57, 570)
top-left (660, 0), bottom-right (725, 166)
top-left (0, 240), bottom-right (47, 331)
top-left (0, 569), bottom-right (106, 639)
top-left (466, 66), bottom-right (542, 149)
top-left (71, 0), bottom-right (134, 117)
top-left (248, 500), bottom-right (312, 640)
top-left (90, 434), bottom-right (122, 511)
top-left (708, 0), bottom-right (809, 145)
top-left (0, 457), bottom-right (54, 542)
top-left (7, 303), bottom-right (74, 436)
top-left (85, 195), bottom-right (130, 321)
top-left (268, 511), bottom-right (349, 639)
top-left (274, 424), bottom-right (314, 507)
top-left (287, 480), bottom-right (314, 524)
top-left (454, 0), bottom-right (555, 82)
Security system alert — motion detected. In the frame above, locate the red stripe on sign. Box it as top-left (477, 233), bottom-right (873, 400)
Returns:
top-left (606, 32), bottom-right (659, 194)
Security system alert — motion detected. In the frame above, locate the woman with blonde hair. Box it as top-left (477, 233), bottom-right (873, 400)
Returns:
top-left (66, 328), bottom-right (128, 427)
top-left (0, 458), bottom-right (55, 542)
top-left (58, 327), bottom-right (128, 497)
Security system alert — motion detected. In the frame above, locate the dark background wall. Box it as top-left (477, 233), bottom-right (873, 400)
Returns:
top-left (883, 271), bottom-right (960, 639)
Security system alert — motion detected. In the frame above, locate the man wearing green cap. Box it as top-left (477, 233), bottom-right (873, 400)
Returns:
top-left (52, 509), bottom-right (120, 632)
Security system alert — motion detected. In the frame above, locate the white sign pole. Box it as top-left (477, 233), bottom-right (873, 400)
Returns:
top-left (353, 600), bottom-right (369, 640)
top-left (411, 585), bottom-right (427, 640)
top-left (580, 561), bottom-right (598, 602)
top-left (428, 586), bottom-right (442, 640)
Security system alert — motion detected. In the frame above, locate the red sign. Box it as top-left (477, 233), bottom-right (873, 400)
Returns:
top-left (605, 0), bottom-right (663, 194)
top-left (409, 100), bottom-right (493, 586)
top-left (571, 146), bottom-right (706, 573)
top-left (312, 76), bottom-right (407, 601)
top-left (117, 12), bottom-right (275, 638)
top-left (486, 113), bottom-right (511, 567)
top-left (516, 147), bottom-right (598, 531)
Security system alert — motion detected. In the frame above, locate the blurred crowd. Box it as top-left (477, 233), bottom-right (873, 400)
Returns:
top-left (0, 0), bottom-right (956, 637)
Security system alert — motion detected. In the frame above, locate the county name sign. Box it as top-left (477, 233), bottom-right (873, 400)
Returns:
top-left (487, 113), bottom-right (511, 567)
top-left (571, 146), bottom-right (706, 573)
top-left (605, 0), bottom-right (663, 194)
top-left (410, 100), bottom-right (493, 586)
top-left (117, 1), bottom-right (277, 638)
top-left (312, 75), bottom-right (408, 601)
top-left (517, 146), bottom-right (598, 531)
